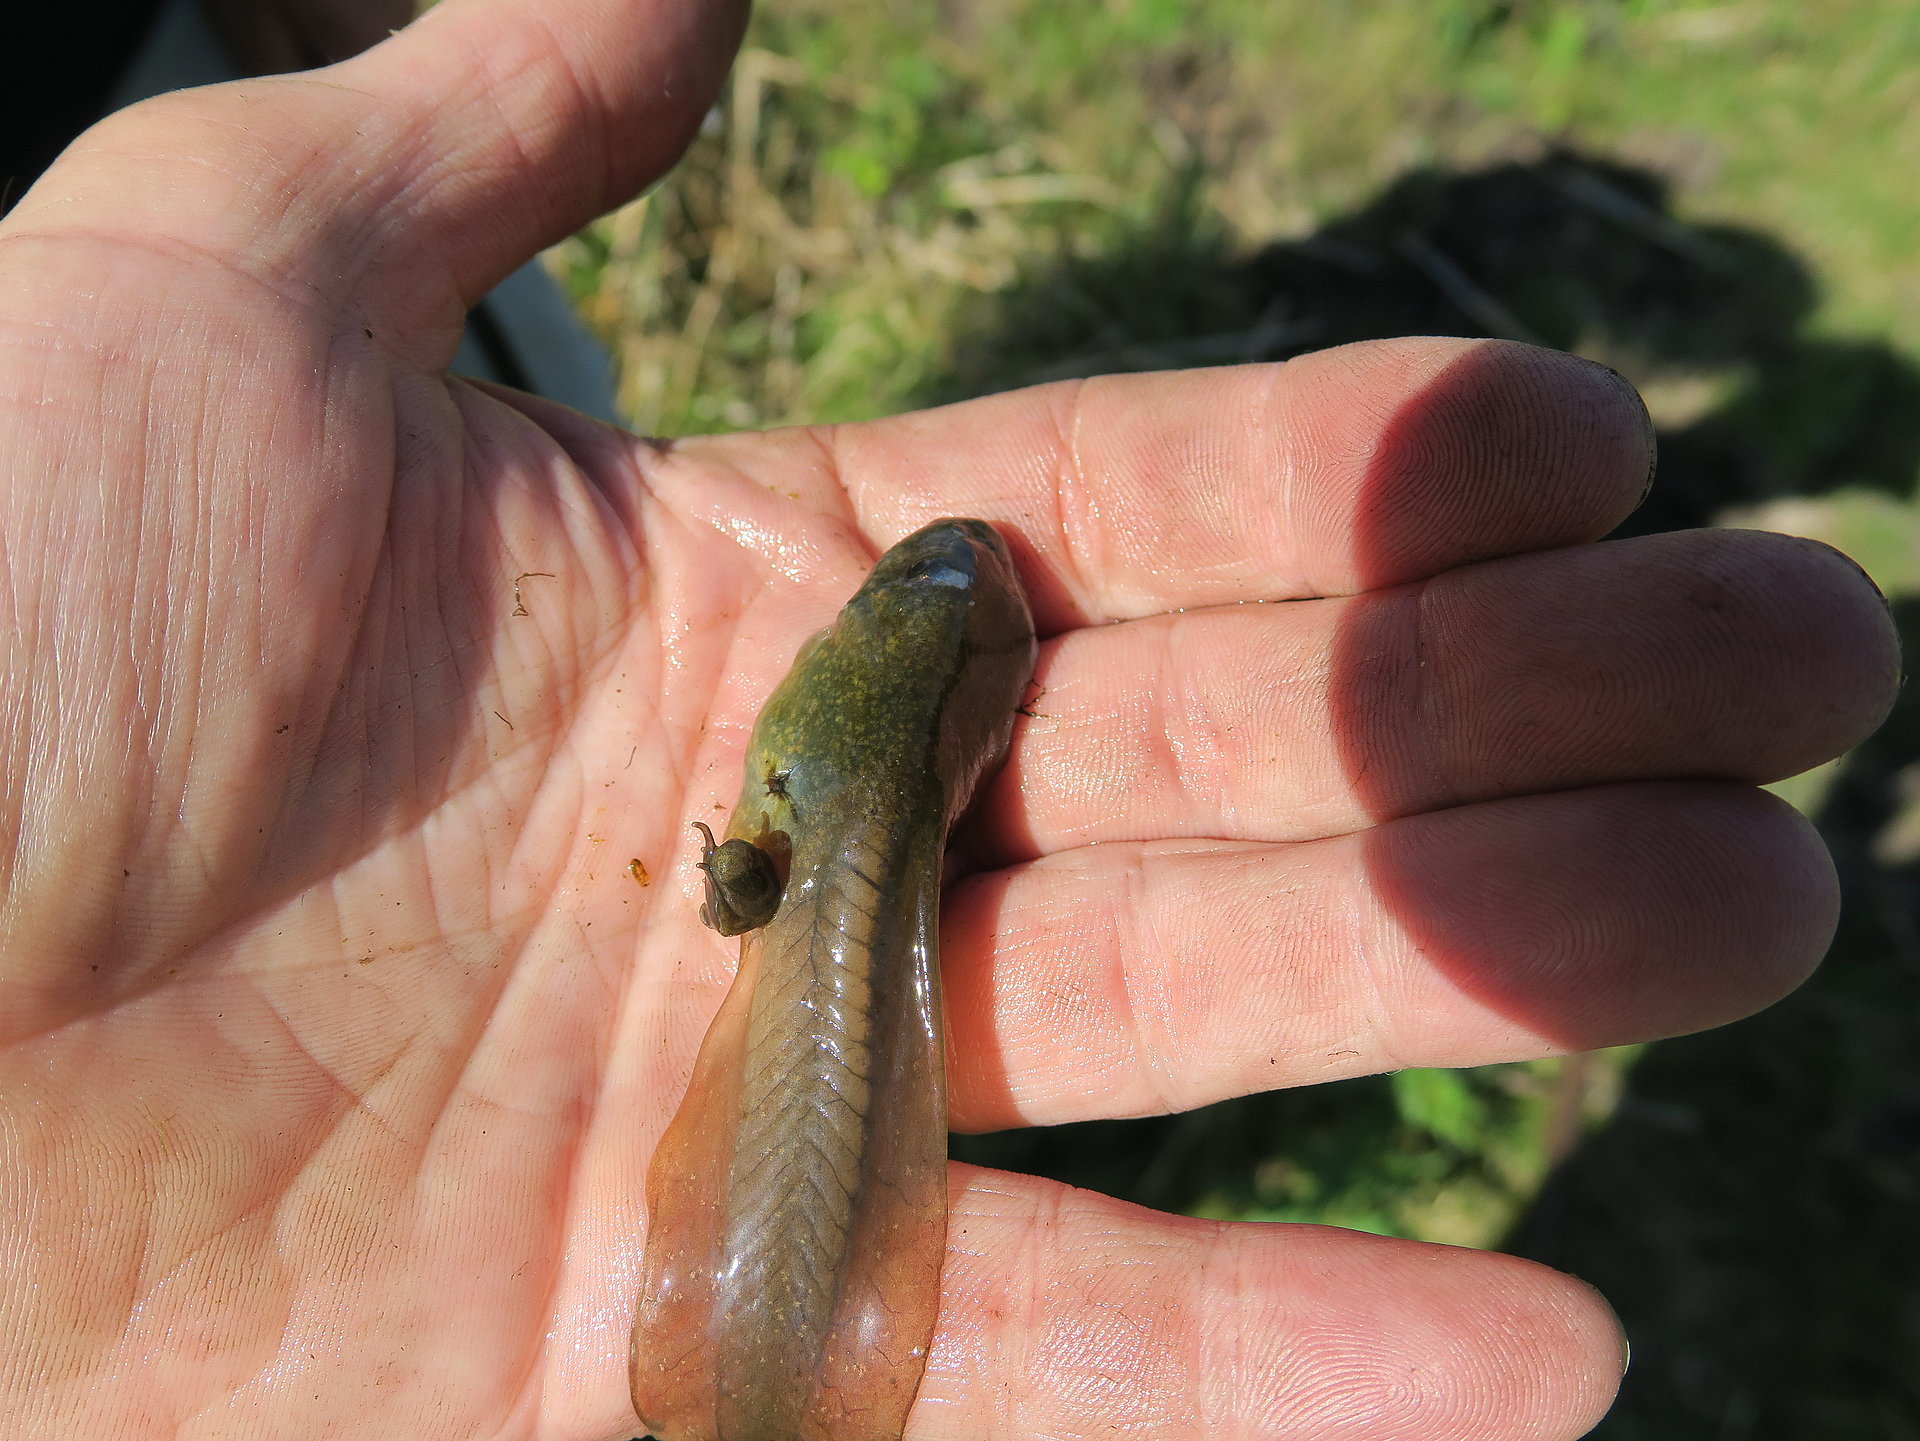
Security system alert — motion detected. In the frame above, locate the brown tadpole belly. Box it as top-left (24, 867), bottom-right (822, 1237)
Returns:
top-left (630, 519), bottom-right (1035, 1441)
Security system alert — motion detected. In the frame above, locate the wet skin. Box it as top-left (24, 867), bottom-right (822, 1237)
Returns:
top-left (631, 519), bottom-right (1036, 1441)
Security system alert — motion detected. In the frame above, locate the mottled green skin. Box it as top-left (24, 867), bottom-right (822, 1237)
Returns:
top-left (649, 518), bottom-right (1034, 1441)
top-left (719, 517), bottom-right (1034, 877)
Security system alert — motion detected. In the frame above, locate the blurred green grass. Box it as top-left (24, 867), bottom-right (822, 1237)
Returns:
top-left (564, 2), bottom-right (1920, 1435)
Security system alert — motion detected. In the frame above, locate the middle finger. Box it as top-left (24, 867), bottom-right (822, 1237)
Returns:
top-left (983, 526), bottom-right (1889, 856)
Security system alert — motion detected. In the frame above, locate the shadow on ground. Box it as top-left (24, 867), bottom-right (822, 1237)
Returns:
top-left (941, 149), bottom-right (1920, 1438)
top-left (925, 148), bottom-right (1920, 529)
top-left (1507, 596), bottom-right (1920, 1439)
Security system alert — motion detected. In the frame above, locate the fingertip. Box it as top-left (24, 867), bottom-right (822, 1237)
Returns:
top-left (1732, 528), bottom-right (1902, 743)
top-left (1627, 781), bottom-right (1839, 1024)
top-left (1715, 783), bottom-right (1843, 1006)
top-left (1265, 1234), bottom-right (1627, 1441)
top-left (1252, 1234), bottom-right (1628, 1441)
top-left (1323, 337), bottom-right (1657, 588)
top-left (1371, 780), bottom-right (1840, 1055)
top-left (1449, 1253), bottom-right (1627, 1440)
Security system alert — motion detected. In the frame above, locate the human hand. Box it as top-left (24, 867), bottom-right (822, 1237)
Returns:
top-left (0, 1), bottom-right (1896, 1439)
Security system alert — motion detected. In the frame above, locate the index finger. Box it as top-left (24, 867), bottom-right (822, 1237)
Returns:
top-left (825, 337), bottom-right (1654, 628)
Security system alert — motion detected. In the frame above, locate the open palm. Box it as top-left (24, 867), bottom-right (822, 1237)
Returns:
top-left (0, 2), bottom-right (1896, 1438)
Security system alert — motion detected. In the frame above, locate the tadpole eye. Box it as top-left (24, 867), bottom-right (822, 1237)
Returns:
top-left (904, 558), bottom-right (970, 589)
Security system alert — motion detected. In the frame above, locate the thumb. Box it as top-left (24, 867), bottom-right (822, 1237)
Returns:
top-left (12, 0), bottom-right (746, 360)
top-left (349, 0), bottom-right (750, 298)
